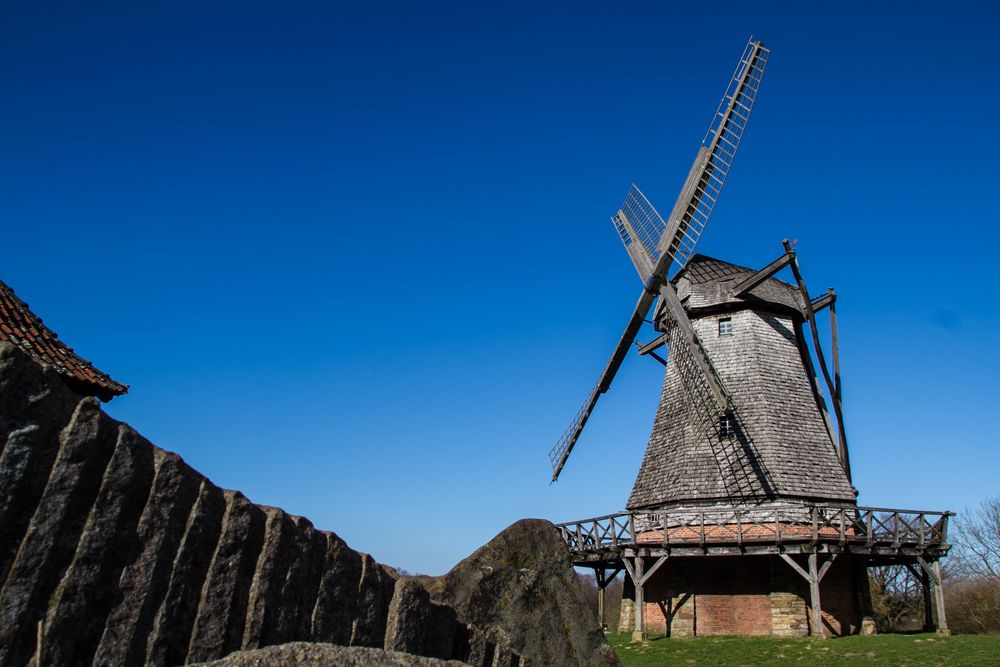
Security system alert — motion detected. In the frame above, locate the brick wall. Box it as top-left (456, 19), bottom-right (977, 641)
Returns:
top-left (624, 555), bottom-right (863, 637)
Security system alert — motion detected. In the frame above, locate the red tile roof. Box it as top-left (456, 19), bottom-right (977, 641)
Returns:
top-left (0, 277), bottom-right (128, 401)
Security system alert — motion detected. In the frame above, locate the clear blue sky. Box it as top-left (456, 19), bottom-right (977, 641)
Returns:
top-left (2, 2), bottom-right (998, 575)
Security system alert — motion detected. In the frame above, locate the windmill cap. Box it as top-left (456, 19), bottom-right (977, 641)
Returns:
top-left (674, 254), bottom-right (805, 317)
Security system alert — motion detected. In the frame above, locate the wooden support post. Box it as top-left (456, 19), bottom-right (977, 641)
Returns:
top-left (916, 557), bottom-right (950, 635)
top-left (783, 240), bottom-right (849, 479)
top-left (932, 560), bottom-right (950, 635)
top-left (622, 554), bottom-right (668, 642)
top-left (854, 560), bottom-right (877, 635)
top-left (829, 292), bottom-right (851, 481)
top-left (633, 556), bottom-right (646, 641)
top-left (780, 552), bottom-right (836, 638)
top-left (594, 566), bottom-right (621, 629)
top-left (595, 568), bottom-right (607, 628)
top-left (920, 567), bottom-right (934, 632)
top-left (809, 553), bottom-right (823, 637)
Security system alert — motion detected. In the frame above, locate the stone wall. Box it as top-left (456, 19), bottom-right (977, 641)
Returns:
top-left (0, 343), bottom-right (616, 667)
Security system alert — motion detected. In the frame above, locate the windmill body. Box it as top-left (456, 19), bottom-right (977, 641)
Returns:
top-left (628, 255), bottom-right (854, 512)
top-left (550, 40), bottom-right (953, 639)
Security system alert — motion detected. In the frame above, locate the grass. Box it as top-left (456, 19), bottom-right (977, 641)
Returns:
top-left (607, 631), bottom-right (1000, 666)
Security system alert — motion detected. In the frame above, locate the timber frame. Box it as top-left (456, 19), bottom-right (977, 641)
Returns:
top-left (558, 504), bottom-right (953, 638)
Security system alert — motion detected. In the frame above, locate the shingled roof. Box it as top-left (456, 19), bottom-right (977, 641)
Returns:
top-left (0, 278), bottom-right (127, 401)
top-left (674, 254), bottom-right (804, 316)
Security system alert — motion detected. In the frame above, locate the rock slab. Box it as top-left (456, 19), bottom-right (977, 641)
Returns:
top-left (187, 642), bottom-right (468, 666)
top-left (0, 341), bottom-right (615, 666)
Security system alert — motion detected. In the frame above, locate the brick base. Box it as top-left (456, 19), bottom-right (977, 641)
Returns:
top-left (621, 555), bottom-right (869, 637)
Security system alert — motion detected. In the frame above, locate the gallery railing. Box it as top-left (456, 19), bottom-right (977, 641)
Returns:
top-left (555, 505), bottom-right (953, 553)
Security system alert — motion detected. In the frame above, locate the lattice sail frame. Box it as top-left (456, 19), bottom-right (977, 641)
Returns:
top-left (548, 381), bottom-right (600, 476)
top-left (612, 185), bottom-right (664, 281)
top-left (668, 40), bottom-right (769, 272)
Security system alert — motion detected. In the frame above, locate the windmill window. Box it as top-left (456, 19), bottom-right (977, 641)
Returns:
top-left (718, 318), bottom-right (733, 337)
top-left (719, 415), bottom-right (736, 438)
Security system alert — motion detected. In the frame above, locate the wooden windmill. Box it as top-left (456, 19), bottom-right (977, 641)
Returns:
top-left (550, 39), bottom-right (953, 640)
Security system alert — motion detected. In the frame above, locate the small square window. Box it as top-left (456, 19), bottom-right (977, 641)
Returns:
top-left (719, 414), bottom-right (736, 438)
top-left (718, 318), bottom-right (733, 337)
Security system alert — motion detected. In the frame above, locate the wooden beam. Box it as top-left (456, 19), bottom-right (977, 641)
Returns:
top-left (640, 555), bottom-right (669, 585)
top-left (632, 556), bottom-right (647, 641)
top-left (732, 250), bottom-right (794, 296)
top-left (780, 552), bottom-right (830, 637)
top-left (602, 567), bottom-right (623, 588)
top-left (809, 290), bottom-right (836, 315)
top-left (916, 556), bottom-right (949, 634)
top-left (621, 557), bottom-right (636, 583)
top-left (646, 350), bottom-right (668, 367)
top-left (795, 320), bottom-right (841, 467)
top-left (915, 555), bottom-right (935, 580)
top-left (783, 240), bottom-right (850, 479)
top-left (598, 586), bottom-right (606, 628)
top-left (779, 553), bottom-right (811, 582)
top-left (817, 553), bottom-right (838, 581)
top-left (637, 333), bottom-right (669, 356)
top-left (808, 553), bottom-right (824, 637)
top-left (829, 294), bottom-right (850, 480)
top-left (932, 560), bottom-right (949, 634)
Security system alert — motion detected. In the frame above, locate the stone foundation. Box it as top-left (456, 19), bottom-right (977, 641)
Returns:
top-left (622, 554), bottom-right (872, 637)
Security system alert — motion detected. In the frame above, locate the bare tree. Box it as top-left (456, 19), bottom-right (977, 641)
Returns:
top-left (944, 495), bottom-right (1000, 634)
top-left (950, 495), bottom-right (1000, 580)
top-left (869, 565), bottom-right (923, 631)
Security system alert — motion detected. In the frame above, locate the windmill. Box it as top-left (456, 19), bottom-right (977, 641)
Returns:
top-left (548, 39), bottom-right (953, 640)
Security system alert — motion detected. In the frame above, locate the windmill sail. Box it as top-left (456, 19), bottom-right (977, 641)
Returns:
top-left (663, 40), bottom-right (769, 272)
top-left (549, 39), bottom-right (769, 482)
top-left (615, 40), bottom-right (769, 283)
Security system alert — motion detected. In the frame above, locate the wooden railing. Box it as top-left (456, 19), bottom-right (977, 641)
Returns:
top-left (556, 505), bottom-right (953, 553)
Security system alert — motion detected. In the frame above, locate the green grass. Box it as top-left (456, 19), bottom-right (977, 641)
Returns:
top-left (607, 632), bottom-right (1000, 666)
